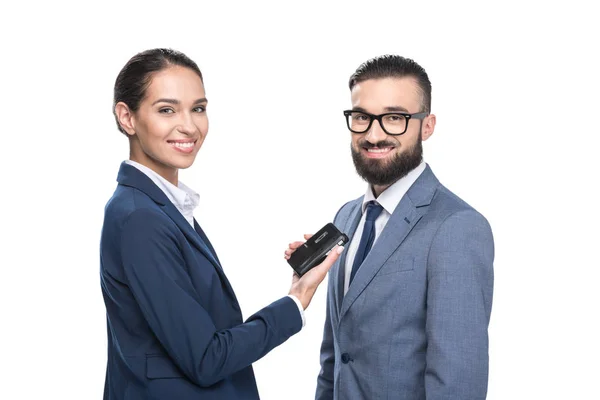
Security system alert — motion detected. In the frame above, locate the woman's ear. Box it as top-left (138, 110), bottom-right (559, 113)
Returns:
top-left (114, 102), bottom-right (136, 136)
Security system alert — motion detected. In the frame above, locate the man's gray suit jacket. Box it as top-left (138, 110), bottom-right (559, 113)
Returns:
top-left (316, 165), bottom-right (494, 400)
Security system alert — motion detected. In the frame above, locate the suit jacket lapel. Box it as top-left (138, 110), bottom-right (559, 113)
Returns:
top-left (194, 219), bottom-right (221, 266)
top-left (160, 203), bottom-right (222, 270)
top-left (334, 201), bottom-right (363, 316)
top-left (157, 204), bottom-right (244, 312)
top-left (339, 165), bottom-right (440, 322)
top-left (116, 162), bottom-right (223, 279)
top-left (192, 218), bottom-right (241, 309)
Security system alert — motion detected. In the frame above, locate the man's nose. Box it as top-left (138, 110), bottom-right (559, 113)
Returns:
top-left (364, 118), bottom-right (388, 144)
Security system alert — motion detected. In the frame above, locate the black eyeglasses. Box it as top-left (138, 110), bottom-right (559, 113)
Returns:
top-left (343, 110), bottom-right (428, 136)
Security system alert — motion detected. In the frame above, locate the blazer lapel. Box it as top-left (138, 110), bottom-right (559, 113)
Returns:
top-left (192, 219), bottom-right (240, 308)
top-left (334, 200), bottom-right (363, 316)
top-left (160, 203), bottom-right (222, 270)
top-left (194, 219), bottom-right (221, 266)
top-left (116, 162), bottom-right (223, 277)
top-left (339, 165), bottom-right (440, 322)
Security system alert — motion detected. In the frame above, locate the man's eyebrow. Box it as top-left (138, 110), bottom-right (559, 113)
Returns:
top-left (383, 106), bottom-right (409, 112)
top-left (351, 106), bottom-right (410, 113)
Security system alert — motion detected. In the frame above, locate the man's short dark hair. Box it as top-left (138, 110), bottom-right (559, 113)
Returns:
top-left (349, 55), bottom-right (432, 114)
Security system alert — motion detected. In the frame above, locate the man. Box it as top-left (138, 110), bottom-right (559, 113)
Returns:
top-left (315, 55), bottom-right (494, 399)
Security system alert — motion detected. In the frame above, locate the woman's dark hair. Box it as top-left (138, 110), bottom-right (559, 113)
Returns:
top-left (113, 48), bottom-right (203, 134)
top-left (349, 55), bottom-right (432, 114)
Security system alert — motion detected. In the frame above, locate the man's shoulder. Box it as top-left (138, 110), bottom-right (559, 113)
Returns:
top-left (333, 196), bottom-right (363, 225)
top-left (429, 182), bottom-right (490, 228)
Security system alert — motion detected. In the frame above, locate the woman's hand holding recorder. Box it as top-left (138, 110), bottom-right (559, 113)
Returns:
top-left (285, 233), bottom-right (345, 310)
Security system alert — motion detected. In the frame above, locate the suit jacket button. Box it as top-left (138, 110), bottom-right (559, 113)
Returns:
top-left (341, 353), bottom-right (351, 364)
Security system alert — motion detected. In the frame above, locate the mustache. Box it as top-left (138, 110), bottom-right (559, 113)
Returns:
top-left (357, 140), bottom-right (398, 149)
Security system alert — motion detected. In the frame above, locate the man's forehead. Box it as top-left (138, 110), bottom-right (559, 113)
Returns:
top-left (351, 77), bottom-right (422, 109)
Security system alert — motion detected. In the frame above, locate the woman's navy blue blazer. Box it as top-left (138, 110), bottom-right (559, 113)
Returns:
top-left (100, 162), bottom-right (301, 399)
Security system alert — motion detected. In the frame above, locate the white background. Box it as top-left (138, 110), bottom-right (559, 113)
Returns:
top-left (1, 1), bottom-right (599, 399)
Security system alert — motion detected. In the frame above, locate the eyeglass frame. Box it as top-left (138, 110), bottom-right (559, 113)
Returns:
top-left (343, 109), bottom-right (429, 136)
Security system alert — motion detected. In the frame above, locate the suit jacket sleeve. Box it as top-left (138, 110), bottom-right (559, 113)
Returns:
top-left (425, 210), bottom-right (494, 399)
top-left (120, 208), bottom-right (302, 387)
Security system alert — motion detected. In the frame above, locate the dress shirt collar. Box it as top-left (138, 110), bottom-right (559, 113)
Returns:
top-left (362, 161), bottom-right (427, 215)
top-left (124, 160), bottom-right (200, 224)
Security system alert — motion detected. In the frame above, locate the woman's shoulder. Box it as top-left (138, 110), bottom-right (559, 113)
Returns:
top-left (103, 185), bottom-right (168, 230)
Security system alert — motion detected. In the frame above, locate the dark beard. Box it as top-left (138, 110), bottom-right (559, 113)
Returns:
top-left (351, 135), bottom-right (423, 186)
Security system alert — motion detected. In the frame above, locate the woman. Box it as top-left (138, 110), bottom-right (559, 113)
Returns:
top-left (100, 48), bottom-right (342, 400)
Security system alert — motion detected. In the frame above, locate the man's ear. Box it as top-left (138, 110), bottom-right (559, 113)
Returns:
top-left (422, 113), bottom-right (436, 141)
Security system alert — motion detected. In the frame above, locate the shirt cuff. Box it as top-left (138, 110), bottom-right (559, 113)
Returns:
top-left (286, 295), bottom-right (306, 328)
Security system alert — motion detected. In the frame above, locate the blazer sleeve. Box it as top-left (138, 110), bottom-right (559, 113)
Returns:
top-left (120, 208), bottom-right (302, 387)
top-left (425, 210), bottom-right (494, 399)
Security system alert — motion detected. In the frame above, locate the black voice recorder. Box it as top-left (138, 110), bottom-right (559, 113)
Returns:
top-left (288, 223), bottom-right (349, 277)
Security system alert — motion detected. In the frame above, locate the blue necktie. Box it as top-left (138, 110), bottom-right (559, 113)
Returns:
top-left (349, 201), bottom-right (384, 284)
